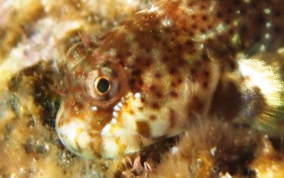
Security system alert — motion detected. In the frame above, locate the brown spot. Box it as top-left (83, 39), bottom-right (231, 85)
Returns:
top-left (203, 70), bottom-right (210, 77)
top-left (138, 79), bottom-right (144, 86)
top-left (138, 107), bottom-right (144, 111)
top-left (202, 15), bottom-right (208, 21)
top-left (170, 91), bottom-right (179, 98)
top-left (200, 28), bottom-right (206, 33)
top-left (188, 95), bottom-right (204, 113)
top-left (132, 69), bottom-right (141, 76)
top-left (228, 60), bottom-right (236, 71)
top-left (141, 97), bottom-right (146, 103)
top-left (207, 25), bottom-right (213, 30)
top-left (185, 40), bottom-right (194, 47)
top-left (191, 24), bottom-right (198, 30)
top-left (149, 85), bottom-right (157, 91)
top-left (200, 5), bottom-right (206, 10)
top-left (177, 78), bottom-right (183, 84)
top-left (149, 115), bottom-right (157, 121)
top-left (145, 48), bottom-right (151, 53)
top-left (154, 72), bottom-right (161, 78)
top-left (274, 10), bottom-right (281, 17)
top-left (216, 11), bottom-right (223, 18)
top-left (128, 109), bottom-right (134, 115)
top-left (136, 121), bottom-right (151, 138)
top-left (169, 67), bottom-right (177, 75)
top-left (155, 91), bottom-right (163, 98)
top-left (176, 43), bottom-right (182, 50)
top-left (171, 81), bottom-right (177, 87)
top-left (255, 15), bottom-right (265, 25)
top-left (274, 26), bottom-right (282, 33)
top-left (151, 102), bottom-right (160, 109)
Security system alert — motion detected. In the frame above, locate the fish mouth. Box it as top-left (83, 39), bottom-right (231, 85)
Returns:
top-left (55, 95), bottom-right (139, 159)
top-left (55, 102), bottom-right (96, 158)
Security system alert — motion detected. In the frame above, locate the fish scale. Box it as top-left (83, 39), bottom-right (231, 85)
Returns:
top-left (55, 0), bottom-right (284, 159)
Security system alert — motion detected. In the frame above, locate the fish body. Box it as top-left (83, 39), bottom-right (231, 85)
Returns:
top-left (56, 0), bottom-right (284, 159)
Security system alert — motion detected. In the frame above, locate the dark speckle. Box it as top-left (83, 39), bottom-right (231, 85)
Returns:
top-left (149, 85), bottom-right (157, 91)
top-left (202, 15), bottom-right (208, 21)
top-left (216, 11), bottom-right (223, 18)
top-left (274, 26), bottom-right (282, 33)
top-left (154, 72), bottom-right (161, 78)
top-left (169, 67), bottom-right (177, 75)
top-left (136, 121), bottom-right (150, 138)
top-left (274, 10), bottom-right (281, 17)
top-left (132, 69), bottom-right (141, 76)
top-left (151, 102), bottom-right (160, 109)
top-left (155, 92), bottom-right (163, 98)
top-left (149, 115), bottom-right (157, 121)
top-left (203, 70), bottom-right (210, 77)
top-left (203, 82), bottom-right (208, 88)
top-left (170, 91), bottom-right (178, 98)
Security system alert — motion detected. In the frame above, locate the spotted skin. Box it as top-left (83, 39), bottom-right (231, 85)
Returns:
top-left (56, 0), bottom-right (284, 159)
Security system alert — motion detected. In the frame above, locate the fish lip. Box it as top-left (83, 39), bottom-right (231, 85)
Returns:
top-left (55, 103), bottom-right (100, 159)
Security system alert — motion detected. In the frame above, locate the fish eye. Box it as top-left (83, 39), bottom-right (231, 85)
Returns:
top-left (62, 42), bottom-right (127, 108)
top-left (95, 77), bottom-right (111, 94)
top-left (84, 60), bottom-right (128, 107)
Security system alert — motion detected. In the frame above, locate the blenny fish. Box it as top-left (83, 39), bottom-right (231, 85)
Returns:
top-left (56, 0), bottom-right (284, 159)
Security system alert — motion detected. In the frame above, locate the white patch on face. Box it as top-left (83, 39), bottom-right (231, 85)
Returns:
top-left (101, 124), bottom-right (111, 135)
top-left (101, 132), bottom-right (142, 158)
top-left (114, 105), bottom-right (120, 111)
top-left (56, 112), bottom-right (94, 158)
top-left (101, 136), bottom-right (120, 158)
top-left (111, 118), bottom-right (118, 124)
top-left (134, 92), bottom-right (141, 99)
top-left (112, 111), bottom-right (118, 117)
top-left (91, 106), bottom-right (98, 111)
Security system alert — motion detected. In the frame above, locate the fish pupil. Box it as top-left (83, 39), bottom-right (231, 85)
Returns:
top-left (97, 78), bottom-right (110, 94)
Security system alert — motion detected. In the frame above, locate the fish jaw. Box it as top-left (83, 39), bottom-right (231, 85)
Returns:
top-left (55, 98), bottom-right (144, 159)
